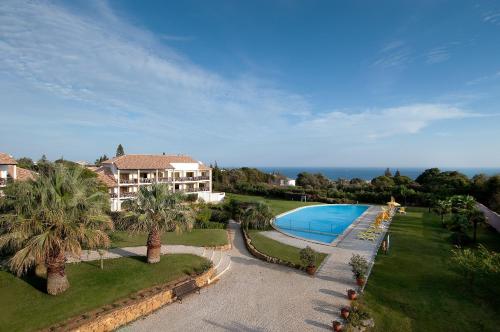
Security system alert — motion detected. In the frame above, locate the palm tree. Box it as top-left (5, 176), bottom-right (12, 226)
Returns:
top-left (451, 195), bottom-right (486, 243)
top-left (121, 184), bottom-right (194, 263)
top-left (0, 164), bottom-right (111, 295)
top-left (241, 202), bottom-right (273, 230)
top-left (468, 208), bottom-right (486, 243)
top-left (433, 199), bottom-right (452, 226)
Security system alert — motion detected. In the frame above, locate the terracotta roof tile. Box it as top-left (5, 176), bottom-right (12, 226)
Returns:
top-left (8, 166), bottom-right (37, 181)
top-left (102, 154), bottom-right (206, 170)
top-left (93, 166), bottom-right (117, 188)
top-left (0, 153), bottom-right (17, 165)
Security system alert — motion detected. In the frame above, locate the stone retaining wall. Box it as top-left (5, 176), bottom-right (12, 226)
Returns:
top-left (241, 228), bottom-right (306, 272)
top-left (44, 267), bottom-right (215, 332)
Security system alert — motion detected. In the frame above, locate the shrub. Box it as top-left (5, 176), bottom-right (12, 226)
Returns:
top-left (346, 300), bottom-right (373, 329)
top-left (299, 246), bottom-right (317, 267)
top-left (194, 221), bottom-right (226, 229)
top-left (210, 208), bottom-right (231, 223)
top-left (349, 254), bottom-right (369, 280)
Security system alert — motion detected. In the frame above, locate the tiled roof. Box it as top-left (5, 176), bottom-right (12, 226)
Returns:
top-left (102, 154), bottom-right (207, 170)
top-left (93, 166), bottom-right (117, 188)
top-left (0, 153), bottom-right (17, 165)
top-left (8, 166), bottom-right (37, 181)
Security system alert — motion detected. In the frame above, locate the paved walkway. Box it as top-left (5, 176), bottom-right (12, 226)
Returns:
top-left (121, 206), bottom-right (385, 332)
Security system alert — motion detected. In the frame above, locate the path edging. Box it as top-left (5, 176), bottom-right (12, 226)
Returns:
top-left (43, 264), bottom-right (216, 332)
top-left (241, 227), bottom-right (308, 273)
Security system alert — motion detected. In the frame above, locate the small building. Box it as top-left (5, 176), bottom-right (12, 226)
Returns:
top-left (279, 178), bottom-right (296, 187)
top-left (93, 154), bottom-right (225, 211)
top-left (0, 152), bottom-right (37, 192)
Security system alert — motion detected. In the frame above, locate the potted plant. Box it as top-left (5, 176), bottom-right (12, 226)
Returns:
top-left (300, 246), bottom-right (317, 275)
top-left (349, 254), bottom-right (369, 286)
top-left (340, 307), bottom-right (350, 319)
top-left (332, 320), bottom-right (343, 332)
top-left (347, 289), bottom-right (357, 300)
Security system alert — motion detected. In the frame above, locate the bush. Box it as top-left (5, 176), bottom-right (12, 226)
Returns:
top-left (299, 246), bottom-right (317, 268)
top-left (346, 300), bottom-right (373, 329)
top-left (349, 254), bottom-right (369, 280)
top-left (210, 208), bottom-right (231, 223)
top-left (194, 221), bottom-right (226, 229)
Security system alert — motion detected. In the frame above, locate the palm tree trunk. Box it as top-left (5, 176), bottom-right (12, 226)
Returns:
top-left (473, 221), bottom-right (477, 243)
top-left (46, 249), bottom-right (69, 295)
top-left (147, 228), bottom-right (161, 263)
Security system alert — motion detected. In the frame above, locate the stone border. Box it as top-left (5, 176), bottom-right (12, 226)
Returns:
top-left (43, 266), bottom-right (216, 332)
top-left (241, 227), bottom-right (307, 272)
top-left (270, 204), bottom-right (372, 247)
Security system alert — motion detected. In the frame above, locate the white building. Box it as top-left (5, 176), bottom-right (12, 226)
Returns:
top-left (279, 177), bottom-right (296, 187)
top-left (93, 154), bottom-right (225, 211)
top-left (0, 152), bottom-right (36, 192)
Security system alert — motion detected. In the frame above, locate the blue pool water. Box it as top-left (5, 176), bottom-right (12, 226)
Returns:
top-left (274, 205), bottom-right (369, 244)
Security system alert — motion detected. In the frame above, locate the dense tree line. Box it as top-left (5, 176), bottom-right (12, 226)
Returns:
top-left (213, 166), bottom-right (500, 213)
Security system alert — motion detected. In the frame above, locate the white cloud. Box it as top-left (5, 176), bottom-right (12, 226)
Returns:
top-left (295, 104), bottom-right (474, 140)
top-left (426, 46), bottom-right (451, 64)
top-left (372, 41), bottom-right (412, 68)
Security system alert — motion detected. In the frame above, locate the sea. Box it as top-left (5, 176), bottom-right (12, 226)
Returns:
top-left (257, 167), bottom-right (500, 181)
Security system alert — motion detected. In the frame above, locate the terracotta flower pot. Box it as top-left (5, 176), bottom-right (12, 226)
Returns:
top-left (332, 320), bottom-right (343, 332)
top-left (356, 277), bottom-right (365, 286)
top-left (340, 307), bottom-right (350, 319)
top-left (347, 289), bottom-right (357, 300)
top-left (306, 265), bottom-right (317, 275)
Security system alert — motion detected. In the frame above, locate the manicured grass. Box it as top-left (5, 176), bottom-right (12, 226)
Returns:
top-left (364, 207), bottom-right (500, 332)
top-left (0, 254), bottom-right (210, 332)
top-left (109, 229), bottom-right (228, 248)
top-left (226, 193), bottom-right (319, 215)
top-left (248, 230), bottom-right (327, 268)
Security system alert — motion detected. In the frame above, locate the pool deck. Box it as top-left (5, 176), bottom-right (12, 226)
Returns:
top-left (122, 206), bottom-right (386, 332)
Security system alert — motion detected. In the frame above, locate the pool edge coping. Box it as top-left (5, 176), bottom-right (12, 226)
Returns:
top-left (270, 204), bottom-right (374, 247)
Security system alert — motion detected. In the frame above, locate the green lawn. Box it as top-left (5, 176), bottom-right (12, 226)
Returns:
top-left (109, 229), bottom-right (228, 248)
top-left (248, 230), bottom-right (327, 268)
top-left (364, 207), bottom-right (500, 332)
top-left (0, 254), bottom-right (210, 332)
top-left (226, 193), bottom-right (319, 215)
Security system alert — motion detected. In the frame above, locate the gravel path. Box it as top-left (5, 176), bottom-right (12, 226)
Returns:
top-left (121, 206), bottom-right (384, 332)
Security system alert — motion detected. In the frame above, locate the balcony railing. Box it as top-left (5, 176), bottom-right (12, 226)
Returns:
top-left (174, 176), bottom-right (210, 182)
top-left (139, 178), bottom-right (155, 183)
top-left (110, 187), bottom-right (209, 199)
top-left (119, 179), bottom-right (138, 184)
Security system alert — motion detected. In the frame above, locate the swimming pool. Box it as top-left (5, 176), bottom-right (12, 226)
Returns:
top-left (273, 205), bottom-right (369, 244)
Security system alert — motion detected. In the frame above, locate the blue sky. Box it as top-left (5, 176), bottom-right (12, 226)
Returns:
top-left (1, 0), bottom-right (499, 167)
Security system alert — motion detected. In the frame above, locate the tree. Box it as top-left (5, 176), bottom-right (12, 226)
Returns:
top-left (433, 199), bottom-right (452, 226)
top-left (241, 202), bottom-right (273, 230)
top-left (116, 144), bottom-right (125, 157)
top-left (16, 157), bottom-right (35, 170)
top-left (95, 154), bottom-right (109, 166)
top-left (394, 169), bottom-right (401, 177)
top-left (120, 184), bottom-right (194, 263)
top-left (468, 208), bottom-right (486, 243)
top-left (451, 245), bottom-right (500, 287)
top-left (0, 164), bottom-right (111, 295)
top-left (384, 168), bottom-right (392, 177)
top-left (371, 176), bottom-right (395, 191)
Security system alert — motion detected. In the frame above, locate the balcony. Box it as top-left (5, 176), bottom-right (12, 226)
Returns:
top-left (174, 176), bottom-right (210, 182)
top-left (119, 178), bottom-right (138, 184)
top-left (110, 191), bottom-right (137, 198)
top-left (158, 177), bottom-right (174, 183)
top-left (139, 178), bottom-right (155, 184)
top-left (178, 187), bottom-right (210, 193)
